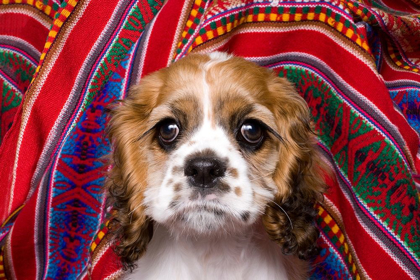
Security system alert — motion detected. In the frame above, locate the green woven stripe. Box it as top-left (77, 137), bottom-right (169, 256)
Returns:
top-left (0, 50), bottom-right (36, 84)
top-left (1, 83), bottom-right (22, 112)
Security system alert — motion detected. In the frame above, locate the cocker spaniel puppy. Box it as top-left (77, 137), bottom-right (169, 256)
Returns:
top-left (106, 52), bottom-right (328, 280)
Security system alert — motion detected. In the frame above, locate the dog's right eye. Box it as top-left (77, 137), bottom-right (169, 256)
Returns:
top-left (158, 119), bottom-right (180, 145)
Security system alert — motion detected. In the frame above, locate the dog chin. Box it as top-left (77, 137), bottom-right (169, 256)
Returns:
top-left (162, 201), bottom-right (254, 237)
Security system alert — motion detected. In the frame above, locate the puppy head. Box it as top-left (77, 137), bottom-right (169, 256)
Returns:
top-left (106, 52), bottom-right (327, 268)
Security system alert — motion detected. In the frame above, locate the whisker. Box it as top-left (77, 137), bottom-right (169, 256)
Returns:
top-left (249, 172), bottom-right (272, 182)
top-left (270, 200), bottom-right (293, 230)
top-left (128, 203), bottom-right (144, 216)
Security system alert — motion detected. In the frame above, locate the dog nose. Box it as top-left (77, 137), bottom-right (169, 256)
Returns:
top-left (184, 157), bottom-right (226, 188)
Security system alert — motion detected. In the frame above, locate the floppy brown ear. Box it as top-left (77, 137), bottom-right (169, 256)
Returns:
top-left (262, 74), bottom-right (328, 260)
top-left (105, 71), bottom-right (164, 270)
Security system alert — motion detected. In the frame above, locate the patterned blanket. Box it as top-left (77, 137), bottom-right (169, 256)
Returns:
top-left (0, 0), bottom-right (419, 279)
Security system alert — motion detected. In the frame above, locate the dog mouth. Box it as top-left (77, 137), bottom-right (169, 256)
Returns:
top-left (166, 198), bottom-right (252, 235)
top-left (171, 199), bottom-right (227, 215)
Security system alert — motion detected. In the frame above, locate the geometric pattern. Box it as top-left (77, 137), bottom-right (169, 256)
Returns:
top-left (0, 0), bottom-right (419, 279)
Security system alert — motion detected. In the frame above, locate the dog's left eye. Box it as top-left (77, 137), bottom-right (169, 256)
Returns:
top-left (158, 120), bottom-right (179, 144)
top-left (237, 120), bottom-right (265, 149)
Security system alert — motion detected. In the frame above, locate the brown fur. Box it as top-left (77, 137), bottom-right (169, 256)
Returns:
top-left (105, 53), bottom-right (328, 272)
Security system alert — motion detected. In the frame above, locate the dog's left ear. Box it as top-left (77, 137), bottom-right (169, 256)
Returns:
top-left (262, 73), bottom-right (329, 260)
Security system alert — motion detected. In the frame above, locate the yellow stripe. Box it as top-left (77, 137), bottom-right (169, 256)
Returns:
top-left (257, 13), bottom-right (264, 22)
top-left (35, 0), bottom-right (44, 10)
top-left (55, 19), bottom-right (64, 28)
top-left (44, 5), bottom-right (51, 16)
top-left (191, 9), bottom-right (198, 17)
top-left (324, 214), bottom-right (332, 224)
top-left (362, 41), bottom-right (369, 51)
top-left (27, 0), bottom-right (34, 5)
top-left (61, 8), bottom-right (71, 18)
top-left (282, 14), bottom-right (290, 21)
top-left (295, 13), bottom-right (302, 21)
top-left (206, 30), bottom-right (214, 40)
top-left (1, 205), bottom-right (24, 227)
top-left (346, 28), bottom-right (354, 38)
top-left (98, 231), bottom-right (105, 240)
top-left (217, 26), bottom-right (224, 35)
top-left (339, 234), bottom-right (344, 244)
top-left (308, 12), bottom-right (315, 20)
top-left (68, 0), bottom-right (78, 8)
top-left (226, 22), bottom-right (232, 32)
top-left (91, 242), bottom-right (97, 252)
top-left (49, 30), bottom-right (57, 38)
top-left (319, 13), bottom-right (326, 22)
top-left (337, 22), bottom-right (343, 32)
top-left (195, 36), bottom-right (203, 45)
top-left (331, 224), bottom-right (339, 234)
top-left (269, 13), bottom-right (276, 21)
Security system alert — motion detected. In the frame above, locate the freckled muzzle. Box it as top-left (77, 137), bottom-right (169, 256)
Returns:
top-left (184, 157), bottom-right (227, 189)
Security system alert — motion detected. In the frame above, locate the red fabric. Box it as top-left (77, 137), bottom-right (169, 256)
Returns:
top-left (0, 1), bottom-right (419, 279)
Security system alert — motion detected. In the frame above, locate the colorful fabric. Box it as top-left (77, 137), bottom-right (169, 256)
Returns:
top-left (0, 0), bottom-right (419, 279)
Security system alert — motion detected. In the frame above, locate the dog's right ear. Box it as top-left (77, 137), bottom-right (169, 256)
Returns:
top-left (105, 71), bottom-right (164, 270)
